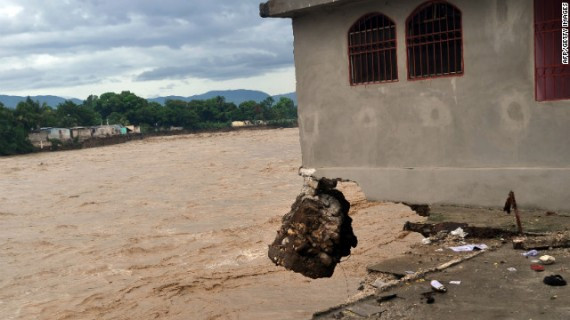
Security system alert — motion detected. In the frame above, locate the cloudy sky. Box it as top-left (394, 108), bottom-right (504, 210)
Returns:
top-left (0, 0), bottom-right (295, 99)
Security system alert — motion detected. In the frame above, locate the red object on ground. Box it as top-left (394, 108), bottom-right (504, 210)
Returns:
top-left (531, 264), bottom-right (545, 272)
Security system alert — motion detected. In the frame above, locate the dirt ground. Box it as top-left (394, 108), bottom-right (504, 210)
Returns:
top-left (0, 128), bottom-right (425, 320)
top-left (316, 244), bottom-right (570, 319)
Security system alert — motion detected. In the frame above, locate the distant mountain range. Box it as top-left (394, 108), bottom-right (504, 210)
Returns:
top-left (0, 95), bottom-right (83, 109)
top-left (0, 90), bottom-right (297, 109)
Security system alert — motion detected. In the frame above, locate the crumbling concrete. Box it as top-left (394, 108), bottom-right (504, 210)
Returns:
top-left (268, 175), bottom-right (357, 279)
top-left (512, 231), bottom-right (570, 250)
top-left (403, 221), bottom-right (520, 239)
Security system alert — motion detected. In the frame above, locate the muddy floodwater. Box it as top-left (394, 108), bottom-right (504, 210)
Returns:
top-left (0, 128), bottom-right (424, 319)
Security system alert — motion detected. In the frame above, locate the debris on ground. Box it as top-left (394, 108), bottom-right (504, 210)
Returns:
top-left (543, 275), bottom-right (567, 286)
top-left (449, 244), bottom-right (488, 252)
top-left (430, 280), bottom-right (447, 292)
top-left (450, 227), bottom-right (467, 239)
top-left (513, 232), bottom-right (570, 250)
top-left (530, 264), bottom-right (545, 272)
top-left (372, 279), bottom-right (388, 289)
top-left (314, 200), bottom-right (570, 319)
top-left (539, 255), bottom-right (556, 265)
top-left (404, 221), bottom-right (518, 239)
top-left (522, 249), bottom-right (539, 257)
top-left (268, 176), bottom-right (357, 279)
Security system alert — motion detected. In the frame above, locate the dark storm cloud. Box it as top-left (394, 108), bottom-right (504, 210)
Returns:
top-left (136, 50), bottom-right (294, 81)
top-left (0, 0), bottom-right (293, 90)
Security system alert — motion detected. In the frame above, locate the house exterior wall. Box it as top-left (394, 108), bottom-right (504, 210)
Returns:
top-left (28, 131), bottom-right (51, 148)
top-left (46, 128), bottom-right (71, 142)
top-left (291, 0), bottom-right (570, 210)
top-left (93, 126), bottom-right (121, 138)
top-left (70, 128), bottom-right (93, 142)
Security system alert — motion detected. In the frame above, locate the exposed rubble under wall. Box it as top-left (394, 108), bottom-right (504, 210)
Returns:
top-left (268, 173), bottom-right (358, 279)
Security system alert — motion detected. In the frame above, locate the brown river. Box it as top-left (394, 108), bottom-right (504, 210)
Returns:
top-left (0, 128), bottom-right (424, 319)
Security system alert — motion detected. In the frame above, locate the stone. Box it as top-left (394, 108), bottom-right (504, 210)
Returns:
top-left (267, 178), bottom-right (357, 279)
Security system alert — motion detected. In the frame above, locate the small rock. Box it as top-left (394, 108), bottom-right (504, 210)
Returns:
top-left (319, 252), bottom-right (333, 266)
top-left (372, 279), bottom-right (387, 288)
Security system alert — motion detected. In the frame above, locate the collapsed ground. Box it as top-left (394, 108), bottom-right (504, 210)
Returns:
top-left (313, 203), bottom-right (570, 319)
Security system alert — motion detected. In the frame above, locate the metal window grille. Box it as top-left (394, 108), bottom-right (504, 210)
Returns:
top-left (348, 13), bottom-right (398, 85)
top-left (534, 0), bottom-right (570, 101)
top-left (406, 2), bottom-right (463, 80)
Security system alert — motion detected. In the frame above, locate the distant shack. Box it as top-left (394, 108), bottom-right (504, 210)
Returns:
top-left (70, 127), bottom-right (94, 142)
top-left (28, 128), bottom-right (71, 148)
top-left (28, 125), bottom-right (139, 149)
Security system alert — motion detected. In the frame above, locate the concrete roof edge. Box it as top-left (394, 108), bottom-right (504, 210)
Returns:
top-left (260, 0), bottom-right (352, 18)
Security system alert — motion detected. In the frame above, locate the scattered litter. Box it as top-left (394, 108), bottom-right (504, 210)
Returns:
top-left (435, 248), bottom-right (444, 252)
top-left (539, 255), bottom-right (556, 265)
top-left (376, 294), bottom-right (398, 304)
top-left (551, 295), bottom-right (558, 300)
top-left (405, 271), bottom-right (415, 275)
top-left (531, 259), bottom-right (540, 264)
top-left (430, 280), bottom-right (447, 293)
top-left (522, 250), bottom-right (539, 257)
top-left (372, 279), bottom-right (387, 288)
top-left (421, 238), bottom-right (432, 245)
top-left (543, 275), bottom-right (567, 287)
top-left (450, 227), bottom-right (468, 238)
top-left (507, 267), bottom-right (517, 272)
top-left (449, 281), bottom-right (461, 285)
top-left (531, 264), bottom-right (545, 272)
top-left (449, 244), bottom-right (488, 252)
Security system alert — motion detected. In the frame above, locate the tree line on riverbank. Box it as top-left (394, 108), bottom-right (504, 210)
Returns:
top-left (0, 91), bottom-right (297, 156)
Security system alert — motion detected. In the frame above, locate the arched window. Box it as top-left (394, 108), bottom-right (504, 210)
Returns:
top-left (406, 1), bottom-right (463, 80)
top-left (348, 13), bottom-right (398, 85)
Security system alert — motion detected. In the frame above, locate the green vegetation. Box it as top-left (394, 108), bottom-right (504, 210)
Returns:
top-left (0, 103), bottom-right (34, 155)
top-left (0, 91), bottom-right (297, 156)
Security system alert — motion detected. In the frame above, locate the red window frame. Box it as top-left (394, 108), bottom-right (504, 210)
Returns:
top-left (406, 1), bottom-right (464, 80)
top-left (348, 13), bottom-right (398, 85)
top-left (534, 0), bottom-right (570, 101)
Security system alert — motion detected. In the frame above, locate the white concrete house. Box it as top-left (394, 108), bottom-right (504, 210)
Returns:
top-left (261, 0), bottom-right (570, 210)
